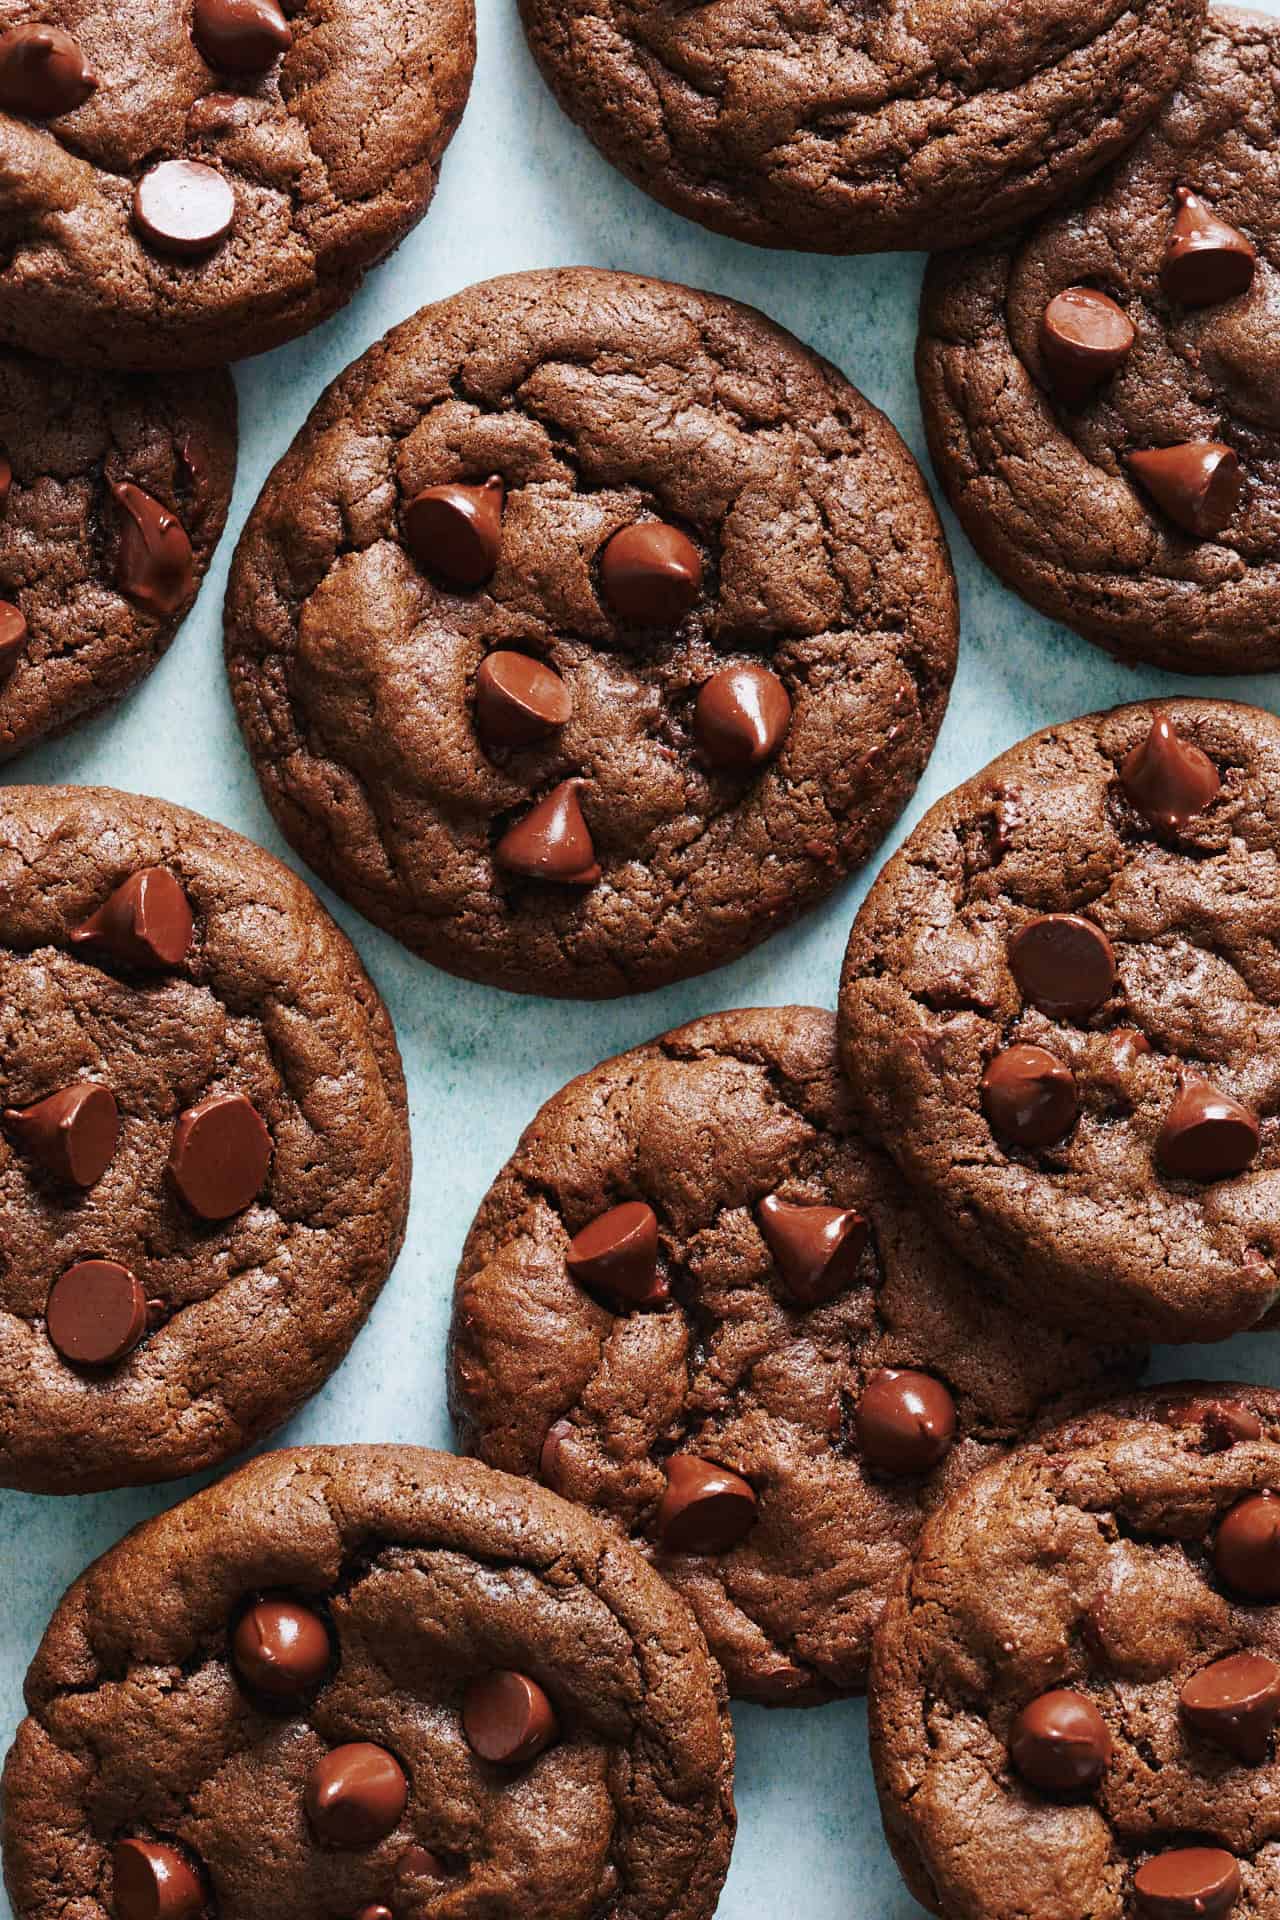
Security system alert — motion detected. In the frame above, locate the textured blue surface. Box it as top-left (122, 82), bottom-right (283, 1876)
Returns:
top-left (3, 4), bottom-right (1280, 1914)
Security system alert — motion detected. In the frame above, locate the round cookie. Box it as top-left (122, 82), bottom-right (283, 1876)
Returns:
top-left (869, 1384), bottom-right (1280, 1920)
top-left (0, 344), bottom-right (235, 759)
top-left (0, 0), bottom-right (474, 370)
top-left (448, 1006), bottom-right (1141, 1704)
top-left (0, 785), bottom-right (410, 1494)
top-left (225, 267), bottom-right (958, 999)
top-left (518, 0), bottom-right (1205, 255)
top-left (839, 698), bottom-right (1280, 1347)
top-left (919, 7), bottom-right (1280, 674)
top-left (0, 1445), bottom-right (736, 1920)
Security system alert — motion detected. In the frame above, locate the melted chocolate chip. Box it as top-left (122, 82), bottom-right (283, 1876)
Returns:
top-left (600, 522), bottom-right (702, 624)
top-left (193, 0), bottom-right (292, 74)
top-left (0, 599), bottom-right (27, 677)
top-left (111, 482), bottom-right (196, 617)
top-left (71, 868), bottom-right (194, 970)
top-left (169, 1092), bottom-right (271, 1219)
top-left (855, 1368), bottom-right (957, 1475)
top-left (1215, 1493), bottom-right (1280, 1600)
top-left (306, 1744), bottom-right (407, 1849)
top-left (1133, 1847), bottom-right (1241, 1919)
top-left (1008, 913), bottom-right (1116, 1019)
top-left (232, 1597), bottom-right (330, 1699)
top-left (463, 1671), bottom-right (558, 1766)
top-left (474, 651), bottom-right (572, 751)
top-left (0, 24), bottom-right (97, 118)
top-left (111, 1840), bottom-right (205, 1920)
top-left (1161, 188), bottom-right (1257, 309)
top-left (656, 1455), bottom-right (757, 1554)
top-left (1127, 443), bottom-right (1241, 539)
top-left (757, 1194), bottom-right (868, 1305)
top-left (133, 160), bottom-right (236, 258)
top-left (494, 780), bottom-right (600, 885)
top-left (1180, 1651), bottom-right (1280, 1763)
top-left (403, 477), bottom-right (503, 589)
top-left (693, 664), bottom-right (791, 770)
top-left (1163, 1397), bottom-right (1265, 1452)
top-left (1120, 714), bottom-right (1221, 832)
top-left (3, 1082), bottom-right (119, 1187)
top-left (1156, 1075), bottom-right (1259, 1183)
top-left (1039, 287), bottom-right (1135, 400)
top-left (1009, 1689), bottom-right (1111, 1792)
top-left (566, 1200), bottom-right (666, 1306)
top-left (46, 1260), bottom-right (147, 1368)
top-left (1106, 1027), bottom-right (1152, 1077)
top-left (981, 1044), bottom-right (1079, 1150)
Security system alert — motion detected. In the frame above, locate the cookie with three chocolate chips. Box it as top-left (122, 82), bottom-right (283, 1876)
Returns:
top-left (224, 267), bottom-right (958, 998)
top-left (839, 698), bottom-right (1280, 1346)
top-left (448, 1006), bottom-right (1141, 1705)
top-left (0, 0), bottom-right (475, 369)
top-left (869, 1385), bottom-right (1280, 1920)
top-left (919, 7), bottom-right (1280, 673)
top-left (0, 785), bottom-right (411, 1493)
top-left (0, 1445), bottom-right (736, 1920)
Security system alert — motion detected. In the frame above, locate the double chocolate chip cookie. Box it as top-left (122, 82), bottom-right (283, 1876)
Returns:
top-left (449, 1006), bottom-right (1140, 1704)
top-left (225, 268), bottom-right (958, 998)
top-left (919, 7), bottom-right (1280, 673)
top-left (1, 1445), bottom-right (736, 1920)
top-left (0, 785), bottom-right (410, 1493)
top-left (0, 0), bottom-right (474, 369)
top-left (839, 699), bottom-right (1280, 1346)
top-left (870, 1385), bottom-right (1280, 1920)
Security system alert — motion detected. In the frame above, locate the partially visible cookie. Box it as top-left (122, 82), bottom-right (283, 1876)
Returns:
top-left (0, 786), bottom-right (411, 1494)
top-left (1, 1445), bottom-right (736, 1920)
top-left (449, 1006), bottom-right (1141, 1704)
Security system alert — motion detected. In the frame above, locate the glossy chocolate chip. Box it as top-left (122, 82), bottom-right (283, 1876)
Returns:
top-left (398, 1845), bottom-right (447, 1887)
top-left (169, 1092), bottom-right (270, 1219)
top-left (1162, 188), bottom-right (1256, 309)
top-left (403, 477), bottom-right (503, 589)
top-left (1008, 913), bottom-right (1116, 1019)
top-left (1040, 287), bottom-right (1135, 400)
top-left (4, 1082), bottom-right (119, 1187)
top-left (232, 1597), bottom-right (330, 1699)
top-left (306, 1743), bottom-right (407, 1849)
top-left (474, 651), bottom-right (572, 751)
top-left (355, 1909), bottom-right (393, 1920)
top-left (1180, 1651), bottom-right (1280, 1762)
top-left (1215, 1493), bottom-right (1280, 1600)
top-left (656, 1454), bottom-right (757, 1554)
top-left (71, 867), bottom-right (194, 969)
top-left (133, 160), bottom-right (235, 258)
top-left (111, 1839), bottom-right (204, 1920)
top-left (0, 599), bottom-right (26, 676)
top-left (1156, 1076), bottom-right (1259, 1182)
top-left (566, 1200), bottom-right (666, 1306)
top-left (757, 1194), bottom-right (868, 1305)
top-left (46, 1261), bottom-right (146, 1367)
top-left (540, 1417), bottom-right (573, 1485)
top-left (855, 1369), bottom-right (957, 1475)
top-left (693, 664), bottom-right (791, 770)
top-left (1127, 443), bottom-right (1241, 539)
top-left (0, 24), bottom-right (97, 117)
top-left (494, 780), bottom-right (600, 885)
top-left (463, 1671), bottom-right (558, 1766)
top-left (1133, 1847), bottom-right (1241, 1919)
top-left (600, 522), bottom-right (702, 624)
top-left (1107, 1027), bottom-right (1152, 1075)
top-left (1121, 714), bottom-right (1221, 831)
top-left (111, 482), bottom-right (196, 617)
top-left (193, 0), bottom-right (292, 73)
top-left (1009, 1690), bottom-right (1111, 1792)
top-left (1163, 1397), bottom-right (1265, 1452)
top-left (981, 1044), bottom-right (1079, 1150)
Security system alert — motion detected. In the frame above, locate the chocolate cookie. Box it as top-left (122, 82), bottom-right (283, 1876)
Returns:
top-left (0, 0), bottom-right (474, 370)
top-left (869, 1385), bottom-right (1280, 1920)
top-left (919, 8), bottom-right (1280, 674)
top-left (0, 785), bottom-right (410, 1494)
top-left (448, 1006), bottom-right (1141, 1705)
top-left (838, 698), bottom-right (1280, 1346)
top-left (0, 1444), bottom-right (736, 1920)
top-left (519, 0), bottom-right (1204, 254)
top-left (225, 268), bottom-right (958, 998)
top-left (0, 345), bottom-right (235, 759)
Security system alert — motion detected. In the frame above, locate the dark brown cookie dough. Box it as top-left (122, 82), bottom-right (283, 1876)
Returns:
top-left (0, 0), bottom-right (474, 370)
top-left (225, 268), bottom-right (958, 999)
top-left (0, 1445), bottom-right (737, 1920)
top-left (519, 0), bottom-right (1204, 254)
top-left (839, 698), bottom-right (1280, 1346)
top-left (448, 1006), bottom-right (1141, 1705)
top-left (869, 1385), bottom-right (1280, 1920)
top-left (0, 785), bottom-right (410, 1494)
top-left (919, 8), bottom-right (1280, 674)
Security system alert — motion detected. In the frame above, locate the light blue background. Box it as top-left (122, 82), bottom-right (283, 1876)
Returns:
top-left (3, 4), bottom-right (1279, 1913)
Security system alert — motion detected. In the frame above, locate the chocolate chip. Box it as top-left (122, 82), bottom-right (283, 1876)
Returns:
top-left (0, 24), bottom-right (97, 118)
top-left (566, 1200), bottom-right (665, 1306)
top-left (1120, 714), bottom-right (1221, 831)
top-left (1008, 913), bottom-right (1116, 1019)
top-left (403, 477), bottom-right (503, 589)
top-left (1133, 1847), bottom-right (1241, 1919)
top-left (232, 1597), bottom-right (330, 1699)
top-left (133, 160), bottom-right (236, 258)
top-left (111, 1839), bottom-right (205, 1920)
top-left (71, 868), bottom-right (194, 970)
top-left (463, 1671), bottom-right (558, 1766)
top-left (193, 0), bottom-right (292, 73)
top-left (3, 1082), bottom-right (119, 1187)
top-left (757, 1193), bottom-right (868, 1305)
top-left (46, 1261), bottom-right (146, 1367)
top-left (1039, 287), bottom-right (1135, 400)
top-left (355, 1909), bottom-right (393, 1920)
top-left (1161, 188), bottom-right (1256, 309)
top-left (306, 1744), bottom-right (407, 1849)
top-left (600, 522), bottom-right (702, 624)
top-left (474, 651), bottom-right (572, 751)
top-left (1163, 1397), bottom-right (1264, 1452)
top-left (656, 1454), bottom-right (757, 1554)
top-left (494, 779), bottom-right (600, 885)
top-left (1008, 1689), bottom-right (1111, 1792)
top-left (0, 599), bottom-right (28, 677)
top-left (692, 664), bottom-right (791, 770)
top-left (855, 1368), bottom-right (957, 1475)
top-left (111, 481), bottom-right (196, 617)
top-left (169, 1092), bottom-right (271, 1219)
top-left (540, 1417), bottom-right (573, 1485)
top-left (981, 1044), bottom-right (1079, 1150)
top-left (1107, 1027), bottom-right (1152, 1076)
top-left (397, 1845), bottom-right (447, 1886)
top-left (1127, 443), bottom-right (1241, 539)
top-left (1215, 1493), bottom-right (1280, 1600)
top-left (1180, 1651), bottom-right (1280, 1763)
top-left (1156, 1075), bottom-right (1259, 1182)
